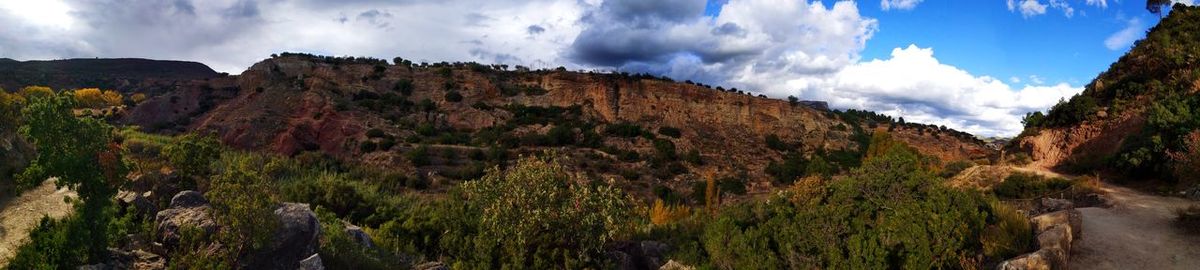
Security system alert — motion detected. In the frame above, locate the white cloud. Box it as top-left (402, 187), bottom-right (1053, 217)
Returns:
top-left (1085, 0), bottom-right (1108, 8)
top-left (1105, 17), bottom-right (1143, 50)
top-left (779, 45), bottom-right (1082, 137)
top-left (1006, 0), bottom-right (1082, 18)
top-left (1009, 76), bottom-right (1022, 83)
top-left (881, 0), bottom-right (923, 11)
top-left (1008, 0), bottom-right (1047, 17)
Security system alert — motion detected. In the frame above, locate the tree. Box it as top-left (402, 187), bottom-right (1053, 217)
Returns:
top-left (787, 95), bottom-right (799, 106)
top-left (18, 93), bottom-right (125, 260)
top-left (1147, 0), bottom-right (1172, 17)
top-left (459, 154), bottom-right (634, 268)
top-left (162, 133), bottom-right (222, 179)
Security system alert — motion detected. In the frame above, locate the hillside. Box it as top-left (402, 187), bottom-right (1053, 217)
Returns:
top-left (1016, 4), bottom-right (1200, 188)
top-left (120, 53), bottom-right (993, 199)
top-left (0, 58), bottom-right (221, 95)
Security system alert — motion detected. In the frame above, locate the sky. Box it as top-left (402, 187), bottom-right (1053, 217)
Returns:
top-left (0, 0), bottom-right (1193, 137)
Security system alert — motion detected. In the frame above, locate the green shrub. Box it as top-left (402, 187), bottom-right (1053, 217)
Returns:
top-left (162, 133), bottom-right (222, 178)
top-left (993, 172), bottom-right (1074, 199)
top-left (407, 145), bottom-right (431, 166)
top-left (457, 155), bottom-right (634, 268)
top-left (941, 160), bottom-right (975, 178)
top-left (981, 201), bottom-right (1033, 258)
top-left (658, 126), bottom-right (682, 138)
top-left (605, 122), bottom-right (645, 138)
top-left (444, 91), bottom-right (463, 102)
top-left (360, 141), bottom-right (378, 153)
top-left (208, 153), bottom-right (281, 258)
top-left (315, 207), bottom-right (404, 269)
top-left (366, 128), bottom-right (386, 138)
top-left (765, 134), bottom-right (790, 151)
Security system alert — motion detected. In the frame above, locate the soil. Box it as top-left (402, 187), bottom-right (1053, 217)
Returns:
top-left (1067, 181), bottom-right (1200, 269)
top-left (0, 179), bottom-right (77, 267)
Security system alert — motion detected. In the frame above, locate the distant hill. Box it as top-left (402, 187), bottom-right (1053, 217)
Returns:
top-left (120, 53), bottom-right (993, 199)
top-left (0, 58), bottom-right (220, 93)
top-left (1016, 4), bottom-right (1200, 184)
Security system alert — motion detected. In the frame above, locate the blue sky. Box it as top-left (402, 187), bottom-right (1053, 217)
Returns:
top-left (0, 0), bottom-right (1189, 136)
top-left (858, 0), bottom-right (1156, 88)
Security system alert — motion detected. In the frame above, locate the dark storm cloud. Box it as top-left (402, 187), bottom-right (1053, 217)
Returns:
top-left (569, 0), bottom-right (706, 67)
top-left (526, 25), bottom-right (545, 35)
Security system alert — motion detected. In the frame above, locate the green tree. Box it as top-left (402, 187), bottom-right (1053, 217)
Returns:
top-left (18, 92), bottom-right (125, 261)
top-left (162, 133), bottom-right (222, 179)
top-left (459, 154), bottom-right (634, 268)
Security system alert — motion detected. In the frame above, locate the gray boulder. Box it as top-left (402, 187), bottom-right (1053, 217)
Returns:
top-left (154, 191), bottom-right (217, 250)
top-left (245, 203), bottom-right (322, 270)
top-left (298, 254), bottom-right (325, 270)
top-left (344, 223), bottom-right (375, 248)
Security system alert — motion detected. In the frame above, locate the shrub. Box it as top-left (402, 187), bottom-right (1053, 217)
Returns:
top-left (980, 201), bottom-right (1033, 258)
top-left (378, 137), bottom-right (396, 151)
top-left (366, 128), bottom-right (386, 138)
top-left (941, 160), bottom-right (975, 178)
top-left (653, 139), bottom-right (677, 161)
top-left (765, 134), bottom-right (790, 151)
top-left (993, 173), bottom-right (1074, 200)
top-left (605, 122), bottom-right (644, 138)
top-left (445, 90), bottom-right (463, 102)
top-left (162, 133), bottom-right (222, 178)
top-left (394, 80), bottom-right (414, 96)
top-left (360, 141), bottom-right (378, 153)
top-left (315, 207), bottom-right (403, 269)
top-left (1168, 131), bottom-right (1200, 187)
top-left (658, 126), bottom-right (682, 138)
top-left (208, 153), bottom-right (281, 259)
top-left (407, 145), bottom-right (431, 166)
top-left (458, 155), bottom-right (635, 268)
top-left (650, 199), bottom-right (691, 226)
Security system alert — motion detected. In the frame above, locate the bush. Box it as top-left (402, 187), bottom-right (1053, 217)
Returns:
top-left (765, 134), bottom-right (790, 151)
top-left (458, 155), bottom-right (635, 268)
top-left (941, 160), bottom-right (975, 178)
top-left (162, 133), bottom-right (222, 178)
top-left (360, 141), bottom-right (378, 152)
top-left (701, 141), bottom-right (999, 269)
top-left (208, 153), bottom-right (281, 258)
top-left (407, 145), bottom-right (430, 166)
top-left (366, 128), bottom-right (386, 138)
top-left (658, 126), bottom-right (682, 138)
top-left (980, 201), bottom-right (1033, 258)
top-left (444, 90), bottom-right (463, 102)
top-left (605, 122), bottom-right (645, 138)
top-left (993, 172), bottom-right (1074, 200)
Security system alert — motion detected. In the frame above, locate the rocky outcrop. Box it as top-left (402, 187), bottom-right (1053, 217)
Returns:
top-left (154, 191), bottom-right (218, 250)
top-left (608, 241), bottom-right (671, 270)
top-left (245, 203), bottom-right (322, 270)
top-left (413, 261), bottom-right (449, 270)
top-left (997, 205), bottom-right (1083, 270)
top-left (658, 260), bottom-right (696, 270)
top-left (298, 254), bottom-right (325, 270)
top-left (1016, 113), bottom-right (1144, 170)
top-left (0, 131), bottom-right (33, 182)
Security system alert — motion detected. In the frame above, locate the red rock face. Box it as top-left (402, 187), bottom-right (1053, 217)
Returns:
top-left (127, 56), bottom-right (992, 188)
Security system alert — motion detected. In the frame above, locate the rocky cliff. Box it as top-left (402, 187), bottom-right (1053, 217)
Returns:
top-left (1015, 4), bottom-right (1200, 176)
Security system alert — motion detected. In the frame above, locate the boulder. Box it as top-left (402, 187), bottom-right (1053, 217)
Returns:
top-left (608, 241), bottom-right (671, 270)
top-left (1035, 198), bottom-right (1073, 214)
top-left (659, 260), bottom-right (696, 270)
top-left (1031, 209), bottom-right (1082, 240)
top-left (245, 203), bottom-right (322, 270)
top-left (118, 190), bottom-right (157, 218)
top-left (996, 248), bottom-right (1057, 270)
top-left (298, 254), bottom-right (325, 270)
top-left (154, 191), bottom-right (217, 250)
top-left (170, 190), bottom-right (209, 208)
top-left (413, 261), bottom-right (449, 270)
top-left (344, 223), bottom-right (375, 248)
top-left (1035, 225), bottom-right (1072, 257)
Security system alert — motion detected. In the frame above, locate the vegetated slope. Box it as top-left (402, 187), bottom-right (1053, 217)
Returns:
top-left (0, 58), bottom-right (221, 94)
top-left (1017, 3), bottom-right (1200, 182)
top-left (119, 53), bottom-right (992, 199)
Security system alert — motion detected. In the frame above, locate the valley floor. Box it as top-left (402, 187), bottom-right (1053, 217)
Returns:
top-left (0, 179), bottom-right (76, 266)
top-left (1068, 180), bottom-right (1200, 269)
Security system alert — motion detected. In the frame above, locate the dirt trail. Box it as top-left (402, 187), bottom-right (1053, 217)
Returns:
top-left (1067, 181), bottom-right (1200, 269)
top-left (0, 179), bottom-right (77, 266)
top-left (982, 165), bottom-right (1200, 268)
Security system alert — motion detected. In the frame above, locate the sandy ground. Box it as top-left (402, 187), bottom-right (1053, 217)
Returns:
top-left (1068, 182), bottom-right (1200, 269)
top-left (0, 179), bottom-right (77, 266)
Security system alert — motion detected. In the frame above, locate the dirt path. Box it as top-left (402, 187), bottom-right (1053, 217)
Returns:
top-left (1068, 182), bottom-right (1200, 269)
top-left (0, 179), bottom-right (77, 266)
